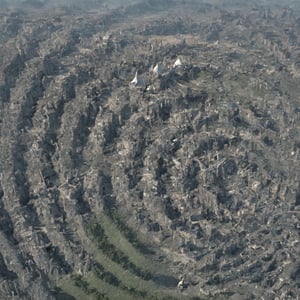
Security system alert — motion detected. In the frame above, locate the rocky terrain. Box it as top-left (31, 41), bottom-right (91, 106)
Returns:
top-left (0, 0), bottom-right (300, 299)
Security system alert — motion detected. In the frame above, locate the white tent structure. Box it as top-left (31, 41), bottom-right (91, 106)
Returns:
top-left (173, 57), bottom-right (183, 68)
top-left (152, 63), bottom-right (164, 76)
top-left (130, 71), bottom-right (144, 87)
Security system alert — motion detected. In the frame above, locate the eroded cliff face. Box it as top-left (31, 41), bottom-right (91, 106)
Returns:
top-left (0, 1), bottom-right (300, 299)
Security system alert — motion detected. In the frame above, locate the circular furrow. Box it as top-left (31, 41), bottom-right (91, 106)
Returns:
top-left (109, 74), bottom-right (209, 229)
top-left (0, 53), bottom-right (26, 103)
top-left (71, 86), bottom-right (111, 170)
top-left (7, 59), bottom-right (50, 210)
top-left (0, 57), bottom-right (48, 217)
top-left (80, 91), bottom-right (137, 214)
top-left (100, 42), bottom-right (298, 293)
top-left (12, 25), bottom-right (121, 277)
top-left (6, 19), bottom-right (100, 280)
top-left (27, 73), bottom-right (77, 194)
top-left (105, 85), bottom-right (179, 220)
top-left (110, 110), bottom-right (178, 235)
top-left (0, 15), bottom-right (63, 104)
top-left (0, 23), bottom-right (88, 297)
top-left (54, 85), bottom-right (95, 217)
top-left (1, 3), bottom-right (300, 299)
top-left (16, 70), bottom-right (45, 131)
top-left (2, 36), bottom-right (56, 203)
top-left (0, 186), bottom-right (29, 299)
top-left (36, 80), bottom-right (109, 276)
top-left (19, 25), bottom-right (112, 271)
top-left (0, 218), bottom-right (54, 299)
top-left (24, 72), bottom-right (100, 277)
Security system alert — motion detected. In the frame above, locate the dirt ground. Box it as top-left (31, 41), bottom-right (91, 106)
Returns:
top-left (0, 1), bottom-right (300, 299)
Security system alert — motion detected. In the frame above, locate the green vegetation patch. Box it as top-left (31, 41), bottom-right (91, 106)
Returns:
top-left (57, 212), bottom-right (195, 300)
top-left (87, 220), bottom-right (152, 280)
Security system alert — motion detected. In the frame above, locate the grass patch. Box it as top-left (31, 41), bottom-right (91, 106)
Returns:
top-left (100, 210), bottom-right (176, 274)
top-left (110, 212), bottom-right (155, 255)
top-left (87, 220), bottom-right (152, 280)
top-left (72, 275), bottom-right (108, 300)
top-left (60, 275), bottom-right (108, 300)
top-left (57, 212), bottom-right (197, 300)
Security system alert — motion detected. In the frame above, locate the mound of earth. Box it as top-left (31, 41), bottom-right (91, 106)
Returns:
top-left (0, 1), bottom-right (300, 299)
